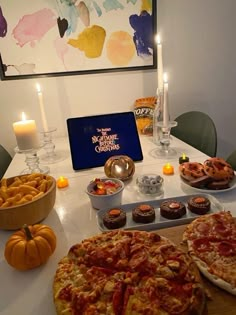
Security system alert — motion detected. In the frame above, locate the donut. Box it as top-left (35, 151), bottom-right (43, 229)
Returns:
top-left (179, 162), bottom-right (206, 182)
top-left (203, 157), bottom-right (235, 181)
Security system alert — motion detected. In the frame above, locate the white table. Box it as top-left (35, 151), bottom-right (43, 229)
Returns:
top-left (0, 136), bottom-right (235, 315)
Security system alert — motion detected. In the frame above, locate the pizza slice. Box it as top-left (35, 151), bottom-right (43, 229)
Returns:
top-left (122, 276), bottom-right (206, 315)
top-left (53, 256), bottom-right (127, 314)
top-left (68, 230), bottom-right (132, 270)
top-left (183, 211), bottom-right (236, 295)
top-left (183, 210), bottom-right (236, 242)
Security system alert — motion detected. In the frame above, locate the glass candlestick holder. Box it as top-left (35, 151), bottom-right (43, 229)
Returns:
top-left (154, 121), bottom-right (178, 157)
top-left (39, 127), bottom-right (66, 164)
top-left (15, 146), bottom-right (50, 175)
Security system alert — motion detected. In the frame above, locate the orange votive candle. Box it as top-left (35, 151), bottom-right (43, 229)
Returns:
top-left (57, 176), bottom-right (69, 188)
top-left (163, 163), bottom-right (174, 175)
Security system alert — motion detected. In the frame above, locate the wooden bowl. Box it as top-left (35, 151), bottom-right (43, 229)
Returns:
top-left (0, 174), bottom-right (56, 230)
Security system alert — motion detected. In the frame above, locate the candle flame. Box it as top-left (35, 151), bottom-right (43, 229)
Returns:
top-left (156, 34), bottom-right (161, 44)
top-left (21, 112), bottom-right (27, 121)
top-left (182, 153), bottom-right (186, 159)
top-left (163, 73), bottom-right (168, 83)
top-left (36, 83), bottom-right (41, 93)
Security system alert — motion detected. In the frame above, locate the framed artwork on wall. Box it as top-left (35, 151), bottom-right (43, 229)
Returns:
top-left (0, 0), bottom-right (156, 80)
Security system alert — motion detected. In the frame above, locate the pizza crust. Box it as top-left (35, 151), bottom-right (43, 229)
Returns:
top-left (187, 241), bottom-right (236, 296)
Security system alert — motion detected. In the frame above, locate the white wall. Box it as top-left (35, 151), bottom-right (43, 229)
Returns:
top-left (1, 0), bottom-right (236, 159)
top-left (158, 0), bottom-right (236, 158)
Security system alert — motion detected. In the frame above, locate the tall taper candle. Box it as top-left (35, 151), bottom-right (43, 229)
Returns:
top-left (13, 112), bottom-right (40, 150)
top-left (157, 34), bottom-right (164, 93)
top-left (163, 73), bottom-right (169, 128)
top-left (36, 83), bottom-right (48, 132)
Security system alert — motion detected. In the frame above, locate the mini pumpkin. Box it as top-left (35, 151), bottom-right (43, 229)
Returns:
top-left (104, 155), bottom-right (135, 181)
top-left (4, 224), bottom-right (56, 271)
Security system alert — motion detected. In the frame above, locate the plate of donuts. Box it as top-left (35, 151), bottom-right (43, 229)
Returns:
top-left (179, 157), bottom-right (236, 193)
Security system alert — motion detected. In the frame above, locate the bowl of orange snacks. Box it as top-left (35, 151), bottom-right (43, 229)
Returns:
top-left (86, 178), bottom-right (124, 210)
top-left (0, 173), bottom-right (56, 230)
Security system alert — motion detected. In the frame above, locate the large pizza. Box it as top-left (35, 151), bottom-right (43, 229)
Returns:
top-left (183, 210), bottom-right (236, 295)
top-left (53, 230), bottom-right (207, 314)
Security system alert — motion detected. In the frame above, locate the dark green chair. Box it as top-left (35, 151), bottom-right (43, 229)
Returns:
top-left (226, 150), bottom-right (236, 170)
top-left (171, 111), bottom-right (217, 157)
top-left (0, 144), bottom-right (12, 179)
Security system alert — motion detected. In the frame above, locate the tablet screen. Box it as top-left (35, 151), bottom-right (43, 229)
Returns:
top-left (67, 112), bottom-right (143, 170)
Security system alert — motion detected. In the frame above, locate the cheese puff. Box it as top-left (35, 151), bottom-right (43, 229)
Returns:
top-left (9, 178), bottom-right (23, 187)
top-left (27, 173), bottom-right (44, 181)
top-left (0, 188), bottom-right (9, 201)
top-left (1, 201), bottom-right (10, 208)
top-left (24, 180), bottom-right (37, 188)
top-left (19, 184), bottom-right (39, 194)
top-left (23, 194), bottom-right (34, 201)
top-left (38, 179), bottom-right (47, 192)
top-left (46, 179), bottom-right (53, 190)
top-left (6, 193), bottom-right (22, 205)
top-left (6, 186), bottom-right (20, 196)
top-left (32, 191), bottom-right (44, 200)
top-left (15, 197), bottom-right (29, 205)
top-left (0, 178), bottom-right (7, 188)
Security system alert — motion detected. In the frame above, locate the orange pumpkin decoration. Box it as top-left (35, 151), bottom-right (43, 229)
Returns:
top-left (4, 224), bottom-right (56, 271)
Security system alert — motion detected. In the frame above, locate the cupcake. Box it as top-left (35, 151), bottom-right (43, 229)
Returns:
top-left (132, 204), bottom-right (155, 223)
top-left (187, 196), bottom-right (211, 215)
top-left (103, 208), bottom-right (127, 229)
top-left (160, 200), bottom-right (186, 219)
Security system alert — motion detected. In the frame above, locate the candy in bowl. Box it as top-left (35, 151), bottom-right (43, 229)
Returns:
top-left (86, 178), bottom-right (124, 210)
top-left (136, 174), bottom-right (164, 196)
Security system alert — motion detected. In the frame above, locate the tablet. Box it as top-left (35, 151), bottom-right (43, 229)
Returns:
top-left (67, 112), bottom-right (143, 170)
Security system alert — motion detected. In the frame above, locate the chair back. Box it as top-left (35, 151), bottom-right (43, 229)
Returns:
top-left (171, 111), bottom-right (217, 157)
top-left (226, 150), bottom-right (236, 170)
top-left (0, 145), bottom-right (12, 179)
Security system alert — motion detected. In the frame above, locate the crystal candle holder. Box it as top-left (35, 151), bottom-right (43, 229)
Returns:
top-left (15, 146), bottom-right (50, 175)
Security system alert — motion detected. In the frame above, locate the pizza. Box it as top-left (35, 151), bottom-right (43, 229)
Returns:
top-left (53, 230), bottom-right (207, 315)
top-left (183, 210), bottom-right (236, 295)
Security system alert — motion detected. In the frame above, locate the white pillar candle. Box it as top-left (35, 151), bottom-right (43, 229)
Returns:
top-left (163, 73), bottom-right (169, 128)
top-left (157, 34), bottom-right (164, 93)
top-left (13, 112), bottom-right (40, 150)
top-left (36, 83), bottom-right (48, 132)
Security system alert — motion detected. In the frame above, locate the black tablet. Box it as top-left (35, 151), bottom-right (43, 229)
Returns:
top-left (67, 111), bottom-right (143, 170)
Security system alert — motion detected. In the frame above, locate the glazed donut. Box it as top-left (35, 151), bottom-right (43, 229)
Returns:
top-left (204, 157), bottom-right (235, 181)
top-left (179, 162), bottom-right (206, 182)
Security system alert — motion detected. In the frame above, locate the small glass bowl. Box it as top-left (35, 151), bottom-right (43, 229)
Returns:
top-left (136, 174), bottom-right (164, 195)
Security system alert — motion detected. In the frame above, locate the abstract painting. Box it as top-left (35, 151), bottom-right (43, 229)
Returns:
top-left (0, 0), bottom-right (156, 80)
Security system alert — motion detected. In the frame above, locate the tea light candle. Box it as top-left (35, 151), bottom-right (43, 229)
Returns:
top-left (163, 163), bottom-right (174, 175)
top-left (13, 112), bottom-right (40, 150)
top-left (179, 153), bottom-right (190, 164)
top-left (57, 176), bottom-right (69, 188)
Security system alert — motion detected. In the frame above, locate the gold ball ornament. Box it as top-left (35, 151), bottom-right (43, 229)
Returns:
top-left (104, 155), bottom-right (135, 181)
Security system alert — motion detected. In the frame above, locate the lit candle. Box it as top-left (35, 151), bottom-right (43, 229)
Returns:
top-left (163, 163), bottom-right (174, 175)
top-left (163, 73), bottom-right (169, 128)
top-left (179, 153), bottom-right (190, 164)
top-left (13, 112), bottom-right (40, 150)
top-left (36, 83), bottom-right (48, 132)
top-left (156, 34), bottom-right (164, 93)
top-left (57, 176), bottom-right (69, 188)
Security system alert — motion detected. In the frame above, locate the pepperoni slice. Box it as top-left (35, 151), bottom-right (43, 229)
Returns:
top-left (196, 222), bottom-right (210, 235)
top-left (218, 241), bottom-right (235, 256)
top-left (214, 223), bottom-right (232, 237)
top-left (193, 238), bottom-right (212, 252)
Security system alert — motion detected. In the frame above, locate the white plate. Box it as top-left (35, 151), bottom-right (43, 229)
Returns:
top-left (97, 194), bottom-right (224, 232)
top-left (180, 176), bottom-right (236, 193)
